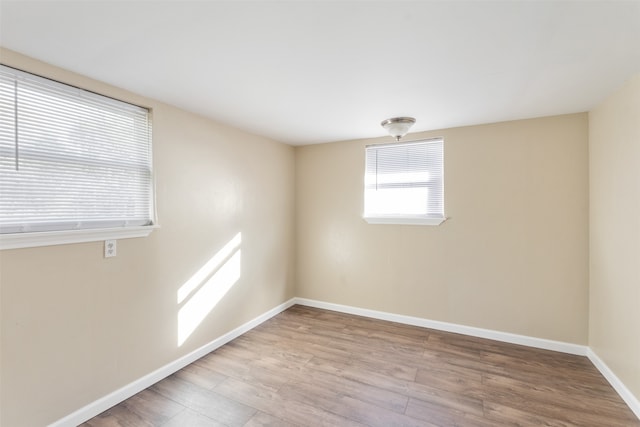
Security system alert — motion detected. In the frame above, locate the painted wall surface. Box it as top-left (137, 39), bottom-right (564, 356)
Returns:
top-left (589, 73), bottom-right (640, 401)
top-left (0, 49), bottom-right (296, 427)
top-left (296, 114), bottom-right (589, 344)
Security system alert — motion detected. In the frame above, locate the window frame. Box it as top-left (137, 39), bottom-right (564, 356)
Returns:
top-left (363, 137), bottom-right (446, 226)
top-left (0, 225), bottom-right (158, 250)
top-left (0, 64), bottom-right (157, 250)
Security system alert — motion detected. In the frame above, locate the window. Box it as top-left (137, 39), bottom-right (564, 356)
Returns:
top-left (364, 138), bottom-right (445, 225)
top-left (0, 65), bottom-right (155, 249)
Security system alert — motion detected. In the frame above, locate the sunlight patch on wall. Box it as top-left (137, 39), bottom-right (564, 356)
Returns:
top-left (177, 233), bottom-right (242, 304)
top-left (177, 232), bottom-right (241, 346)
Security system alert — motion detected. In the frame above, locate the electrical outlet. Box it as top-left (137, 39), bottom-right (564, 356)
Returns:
top-left (104, 239), bottom-right (117, 258)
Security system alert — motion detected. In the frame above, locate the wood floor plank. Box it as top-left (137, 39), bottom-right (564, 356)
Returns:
top-left (300, 368), bottom-right (410, 414)
top-left (277, 381), bottom-right (427, 427)
top-left (483, 389), bottom-right (637, 427)
top-left (172, 362), bottom-right (228, 390)
top-left (257, 356), bottom-right (410, 414)
top-left (195, 351), bottom-right (291, 393)
top-left (414, 365), bottom-right (484, 397)
top-left (405, 397), bottom-right (495, 427)
top-left (149, 375), bottom-right (256, 426)
top-left (421, 348), bottom-right (509, 379)
top-left (161, 408), bottom-right (226, 427)
top-left (405, 381), bottom-right (486, 419)
top-left (82, 305), bottom-right (640, 426)
top-left (83, 405), bottom-right (155, 427)
top-left (243, 411), bottom-right (299, 427)
top-left (83, 389), bottom-right (185, 427)
top-left (482, 372), bottom-right (636, 419)
top-left (482, 400), bottom-right (579, 427)
top-left (214, 376), bottom-right (367, 427)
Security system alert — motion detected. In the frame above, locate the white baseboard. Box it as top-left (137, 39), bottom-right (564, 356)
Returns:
top-left (587, 348), bottom-right (640, 420)
top-left (294, 298), bottom-right (588, 356)
top-left (50, 296), bottom-right (639, 426)
top-left (49, 298), bottom-right (296, 427)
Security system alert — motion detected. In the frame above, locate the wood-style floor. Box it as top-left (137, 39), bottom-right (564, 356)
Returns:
top-left (82, 305), bottom-right (639, 426)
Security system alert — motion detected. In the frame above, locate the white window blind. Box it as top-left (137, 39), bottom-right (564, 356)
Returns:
top-left (0, 65), bottom-right (154, 235)
top-left (364, 138), bottom-right (444, 225)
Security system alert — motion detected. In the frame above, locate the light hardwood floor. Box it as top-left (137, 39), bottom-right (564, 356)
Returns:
top-left (82, 305), bottom-right (639, 426)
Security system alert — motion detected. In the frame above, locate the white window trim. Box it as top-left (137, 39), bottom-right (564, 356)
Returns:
top-left (0, 225), bottom-right (159, 250)
top-left (363, 215), bottom-right (447, 226)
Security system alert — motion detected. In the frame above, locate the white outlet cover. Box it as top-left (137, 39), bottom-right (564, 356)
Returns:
top-left (104, 239), bottom-right (117, 258)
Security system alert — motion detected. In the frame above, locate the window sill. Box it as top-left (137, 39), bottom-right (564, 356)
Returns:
top-left (0, 225), bottom-right (159, 250)
top-left (363, 216), bottom-right (447, 226)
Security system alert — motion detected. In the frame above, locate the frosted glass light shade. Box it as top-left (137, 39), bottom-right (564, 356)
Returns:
top-left (381, 117), bottom-right (416, 141)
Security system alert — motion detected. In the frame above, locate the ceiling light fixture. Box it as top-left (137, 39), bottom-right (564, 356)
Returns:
top-left (381, 117), bottom-right (416, 141)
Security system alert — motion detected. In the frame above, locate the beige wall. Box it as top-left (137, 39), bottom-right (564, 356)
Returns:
top-left (296, 114), bottom-right (589, 344)
top-left (589, 73), bottom-right (640, 401)
top-left (0, 49), bottom-right (296, 426)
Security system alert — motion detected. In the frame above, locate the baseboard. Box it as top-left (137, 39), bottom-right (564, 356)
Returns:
top-left (294, 298), bottom-right (588, 356)
top-left (49, 298), bottom-right (297, 427)
top-left (587, 348), bottom-right (640, 420)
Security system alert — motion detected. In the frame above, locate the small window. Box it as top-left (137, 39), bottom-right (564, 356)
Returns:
top-left (364, 138), bottom-right (445, 225)
top-left (0, 65), bottom-right (155, 247)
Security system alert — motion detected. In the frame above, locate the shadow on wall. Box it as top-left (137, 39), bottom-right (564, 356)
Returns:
top-left (177, 232), bottom-right (242, 346)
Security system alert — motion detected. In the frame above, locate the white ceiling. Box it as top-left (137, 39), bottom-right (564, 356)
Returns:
top-left (1, 1), bottom-right (639, 145)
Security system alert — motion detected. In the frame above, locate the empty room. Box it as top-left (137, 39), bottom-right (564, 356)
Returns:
top-left (1, 1), bottom-right (639, 426)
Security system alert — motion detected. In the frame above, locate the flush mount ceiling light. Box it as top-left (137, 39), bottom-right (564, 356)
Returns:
top-left (381, 117), bottom-right (416, 141)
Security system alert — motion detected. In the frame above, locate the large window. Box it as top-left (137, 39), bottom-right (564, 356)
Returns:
top-left (364, 138), bottom-right (445, 225)
top-left (0, 65), bottom-right (155, 249)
